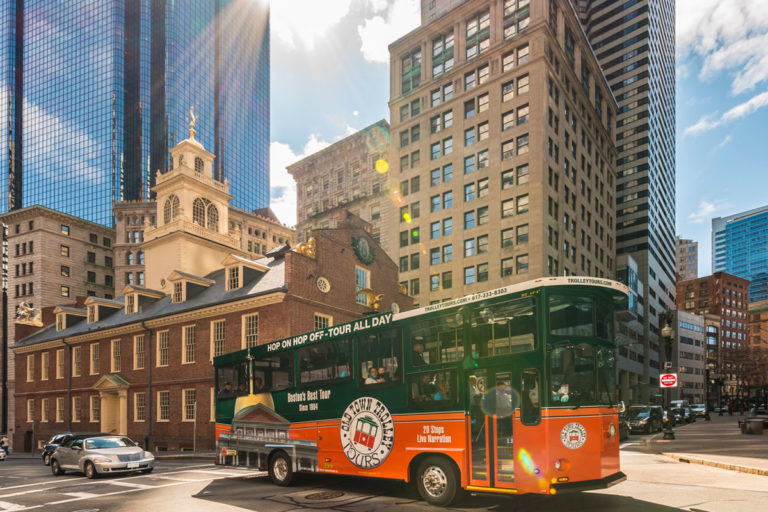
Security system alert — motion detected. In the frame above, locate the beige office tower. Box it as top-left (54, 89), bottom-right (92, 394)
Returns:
top-left (676, 236), bottom-right (698, 281)
top-left (388, 0), bottom-right (618, 306)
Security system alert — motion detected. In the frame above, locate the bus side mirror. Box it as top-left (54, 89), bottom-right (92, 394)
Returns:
top-left (618, 401), bottom-right (626, 414)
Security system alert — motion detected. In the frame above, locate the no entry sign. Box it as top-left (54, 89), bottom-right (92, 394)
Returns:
top-left (660, 373), bottom-right (678, 388)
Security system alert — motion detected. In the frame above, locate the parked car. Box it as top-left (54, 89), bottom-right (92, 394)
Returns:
top-left (50, 435), bottom-right (154, 479)
top-left (0, 448), bottom-right (5, 461)
top-left (41, 433), bottom-right (108, 466)
top-left (690, 404), bottom-right (707, 419)
top-left (672, 407), bottom-right (696, 424)
top-left (626, 405), bottom-right (663, 434)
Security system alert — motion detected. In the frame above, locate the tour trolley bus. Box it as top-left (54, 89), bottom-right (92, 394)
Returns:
top-left (214, 276), bottom-right (629, 505)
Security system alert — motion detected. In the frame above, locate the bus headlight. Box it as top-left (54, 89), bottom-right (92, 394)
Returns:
top-left (554, 458), bottom-right (570, 471)
top-left (608, 423), bottom-right (616, 438)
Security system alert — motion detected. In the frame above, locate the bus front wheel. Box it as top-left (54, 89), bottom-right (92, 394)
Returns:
top-left (268, 451), bottom-right (294, 486)
top-left (416, 456), bottom-right (460, 506)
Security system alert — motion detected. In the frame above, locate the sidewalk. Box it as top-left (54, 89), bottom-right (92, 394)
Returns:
top-left (649, 412), bottom-right (768, 476)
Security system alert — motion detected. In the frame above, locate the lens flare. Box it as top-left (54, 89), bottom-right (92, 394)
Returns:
top-left (481, 386), bottom-right (519, 418)
top-left (518, 448), bottom-right (537, 475)
top-left (375, 159), bottom-right (389, 174)
top-left (403, 212), bottom-right (412, 223)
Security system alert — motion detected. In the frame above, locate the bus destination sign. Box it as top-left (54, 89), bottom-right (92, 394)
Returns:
top-left (266, 312), bottom-right (393, 353)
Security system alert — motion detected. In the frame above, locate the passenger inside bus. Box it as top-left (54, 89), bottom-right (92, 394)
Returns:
top-left (253, 377), bottom-right (264, 392)
top-left (218, 382), bottom-right (235, 400)
top-left (365, 367), bottom-right (385, 384)
top-left (412, 342), bottom-right (426, 366)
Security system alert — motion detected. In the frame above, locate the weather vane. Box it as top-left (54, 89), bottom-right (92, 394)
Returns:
top-left (189, 105), bottom-right (198, 139)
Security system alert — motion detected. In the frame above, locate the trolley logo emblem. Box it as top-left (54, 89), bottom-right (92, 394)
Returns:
top-left (340, 397), bottom-right (394, 469)
top-left (560, 422), bottom-right (587, 449)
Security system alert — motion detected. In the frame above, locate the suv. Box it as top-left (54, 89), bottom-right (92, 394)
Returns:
top-left (42, 433), bottom-right (108, 466)
top-left (626, 405), bottom-right (663, 434)
top-left (690, 404), bottom-right (707, 419)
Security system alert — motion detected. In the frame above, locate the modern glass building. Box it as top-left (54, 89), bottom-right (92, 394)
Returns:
top-left (0, 0), bottom-right (269, 226)
top-left (712, 205), bottom-right (768, 302)
top-left (577, 0), bottom-right (677, 399)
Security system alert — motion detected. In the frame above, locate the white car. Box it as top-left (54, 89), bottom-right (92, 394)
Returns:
top-left (50, 436), bottom-right (154, 478)
top-left (0, 449), bottom-right (6, 461)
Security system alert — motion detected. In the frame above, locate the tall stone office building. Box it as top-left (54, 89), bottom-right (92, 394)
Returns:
top-left (388, 0), bottom-right (617, 307)
top-left (576, 0), bottom-right (677, 397)
top-left (676, 236), bottom-right (698, 281)
top-left (0, 0), bottom-right (270, 225)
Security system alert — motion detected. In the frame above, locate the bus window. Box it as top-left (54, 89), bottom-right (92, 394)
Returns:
top-left (252, 353), bottom-right (293, 392)
top-left (408, 369), bottom-right (457, 408)
top-left (550, 343), bottom-right (596, 406)
top-left (358, 328), bottom-right (402, 386)
top-left (549, 295), bottom-right (593, 337)
top-left (470, 297), bottom-right (536, 358)
top-left (521, 370), bottom-right (541, 425)
top-left (597, 347), bottom-right (616, 406)
top-left (411, 313), bottom-right (464, 365)
top-left (299, 338), bottom-right (351, 385)
top-left (596, 299), bottom-right (615, 340)
top-left (216, 361), bottom-right (248, 400)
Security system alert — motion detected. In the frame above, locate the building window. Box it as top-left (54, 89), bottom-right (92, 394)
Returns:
top-left (56, 349), bottom-right (65, 379)
top-left (432, 32), bottom-right (454, 77)
top-left (464, 266), bottom-right (476, 284)
top-left (72, 346), bottom-right (82, 377)
top-left (42, 352), bottom-right (49, 380)
top-left (27, 398), bottom-right (34, 422)
top-left (72, 396), bottom-right (81, 423)
top-left (517, 194), bottom-right (529, 213)
top-left (517, 224), bottom-right (529, 244)
top-left (517, 254), bottom-right (530, 274)
top-left (158, 391), bottom-right (170, 422)
top-left (195, 157), bottom-right (204, 173)
top-left (502, 199), bottom-right (515, 217)
top-left (126, 294), bottom-right (136, 314)
top-left (183, 326), bottom-right (196, 364)
top-left (164, 194), bottom-right (180, 223)
top-left (227, 266), bottom-right (240, 290)
top-left (314, 313), bottom-right (332, 330)
top-left (158, 330), bottom-right (169, 366)
top-left (134, 335), bottom-right (146, 369)
top-left (355, 266), bottom-right (371, 306)
top-left (26, 354), bottom-right (34, 382)
top-left (401, 47), bottom-right (422, 93)
top-left (134, 392), bottom-right (146, 422)
top-left (60, 245), bottom-right (70, 257)
top-left (502, 257), bottom-right (515, 276)
top-left (56, 397), bottom-right (65, 422)
top-left (212, 320), bottom-right (226, 358)
top-left (183, 389), bottom-right (197, 422)
top-left (504, 0), bottom-right (530, 39)
top-left (61, 224), bottom-right (70, 236)
top-left (172, 281), bottom-right (184, 303)
top-left (90, 344), bottom-right (100, 375)
top-left (87, 271), bottom-right (96, 283)
top-left (111, 340), bottom-right (121, 372)
top-left (466, 11), bottom-right (490, 59)
top-left (41, 398), bottom-right (49, 422)
top-left (242, 314), bottom-right (259, 349)
top-left (90, 395), bottom-right (100, 423)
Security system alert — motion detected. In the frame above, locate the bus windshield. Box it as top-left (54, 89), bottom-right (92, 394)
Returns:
top-left (216, 361), bottom-right (249, 400)
top-left (550, 343), bottom-right (595, 406)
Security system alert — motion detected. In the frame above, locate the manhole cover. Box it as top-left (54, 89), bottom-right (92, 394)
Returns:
top-left (305, 490), bottom-right (345, 500)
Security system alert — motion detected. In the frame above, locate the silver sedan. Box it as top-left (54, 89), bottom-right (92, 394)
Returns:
top-left (50, 435), bottom-right (154, 479)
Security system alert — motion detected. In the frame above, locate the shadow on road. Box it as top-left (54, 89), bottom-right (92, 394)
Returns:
top-left (193, 474), bottom-right (687, 511)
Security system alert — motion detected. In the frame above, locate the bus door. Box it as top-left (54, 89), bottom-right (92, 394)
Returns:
top-left (467, 370), bottom-right (516, 489)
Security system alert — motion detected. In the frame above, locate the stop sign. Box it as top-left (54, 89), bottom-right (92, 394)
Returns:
top-left (660, 373), bottom-right (678, 388)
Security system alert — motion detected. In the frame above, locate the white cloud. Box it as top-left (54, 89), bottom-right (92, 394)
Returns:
top-left (358, 0), bottom-right (420, 63)
top-left (715, 135), bottom-right (732, 149)
top-left (684, 90), bottom-right (768, 135)
top-left (269, 134), bottom-right (332, 227)
top-left (271, 0), bottom-right (354, 50)
top-left (677, 0), bottom-right (768, 94)
top-left (687, 200), bottom-right (729, 225)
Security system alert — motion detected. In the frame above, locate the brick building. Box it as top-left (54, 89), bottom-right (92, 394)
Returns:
top-left (10, 125), bottom-right (410, 451)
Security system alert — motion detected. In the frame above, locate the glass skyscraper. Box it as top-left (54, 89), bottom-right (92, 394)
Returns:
top-left (0, 0), bottom-right (269, 226)
top-left (712, 205), bottom-right (768, 302)
top-left (577, 0), bottom-right (676, 403)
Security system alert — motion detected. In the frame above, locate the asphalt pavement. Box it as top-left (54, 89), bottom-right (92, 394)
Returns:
top-left (650, 412), bottom-right (768, 476)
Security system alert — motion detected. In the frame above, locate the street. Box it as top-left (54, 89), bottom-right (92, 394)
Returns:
top-left (1, 424), bottom-right (766, 512)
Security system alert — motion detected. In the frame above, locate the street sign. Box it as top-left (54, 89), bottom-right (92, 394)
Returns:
top-left (660, 373), bottom-right (678, 388)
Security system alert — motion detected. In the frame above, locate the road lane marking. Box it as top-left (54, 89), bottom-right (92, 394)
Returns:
top-left (104, 481), bottom-right (154, 489)
top-left (61, 492), bottom-right (100, 499)
top-left (0, 491), bottom-right (44, 500)
top-left (0, 501), bottom-right (26, 511)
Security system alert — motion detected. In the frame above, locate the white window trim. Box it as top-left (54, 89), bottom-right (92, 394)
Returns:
top-left (156, 330), bottom-right (169, 367)
top-left (26, 354), bottom-right (34, 382)
top-left (41, 398), bottom-right (49, 423)
top-left (241, 313), bottom-right (259, 350)
top-left (72, 346), bottom-right (81, 377)
top-left (210, 387), bottom-right (215, 423)
top-left (157, 390), bottom-right (170, 422)
top-left (56, 349), bottom-right (65, 379)
top-left (226, 265), bottom-right (242, 291)
top-left (90, 395), bottom-right (100, 423)
top-left (182, 389), bottom-right (196, 422)
top-left (87, 304), bottom-right (98, 323)
top-left (72, 396), bottom-right (81, 423)
top-left (314, 313), bottom-right (333, 330)
top-left (210, 319), bottom-right (226, 361)
top-left (133, 335), bottom-right (145, 370)
top-left (171, 280), bottom-right (186, 303)
top-left (42, 352), bottom-right (49, 380)
top-left (134, 392), bottom-right (146, 422)
top-left (182, 324), bottom-right (196, 364)
top-left (56, 397), bottom-right (65, 423)
top-left (26, 399), bottom-right (34, 422)
top-left (110, 339), bottom-right (121, 372)
top-left (90, 343), bottom-right (99, 375)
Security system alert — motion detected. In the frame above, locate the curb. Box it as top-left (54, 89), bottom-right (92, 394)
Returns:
top-left (657, 452), bottom-right (768, 477)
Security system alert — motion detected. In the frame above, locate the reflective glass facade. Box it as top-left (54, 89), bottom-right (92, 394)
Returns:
top-left (1, 0), bottom-right (269, 226)
top-left (712, 206), bottom-right (768, 302)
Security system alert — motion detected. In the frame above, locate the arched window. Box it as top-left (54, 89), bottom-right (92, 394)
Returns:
top-left (195, 157), bottom-right (204, 173)
top-left (207, 204), bottom-right (219, 231)
top-left (164, 194), bottom-right (179, 223)
top-left (127, 252), bottom-right (134, 265)
top-left (193, 198), bottom-right (208, 226)
top-left (179, 154), bottom-right (185, 167)
top-left (138, 251), bottom-right (145, 265)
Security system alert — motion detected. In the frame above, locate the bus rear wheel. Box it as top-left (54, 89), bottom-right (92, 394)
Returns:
top-left (416, 456), bottom-right (460, 507)
top-left (268, 451), bottom-right (294, 486)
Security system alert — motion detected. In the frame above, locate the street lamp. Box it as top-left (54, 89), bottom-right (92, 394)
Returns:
top-left (661, 312), bottom-right (675, 440)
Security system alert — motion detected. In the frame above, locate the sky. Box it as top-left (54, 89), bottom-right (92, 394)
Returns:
top-left (268, 0), bottom-right (768, 277)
